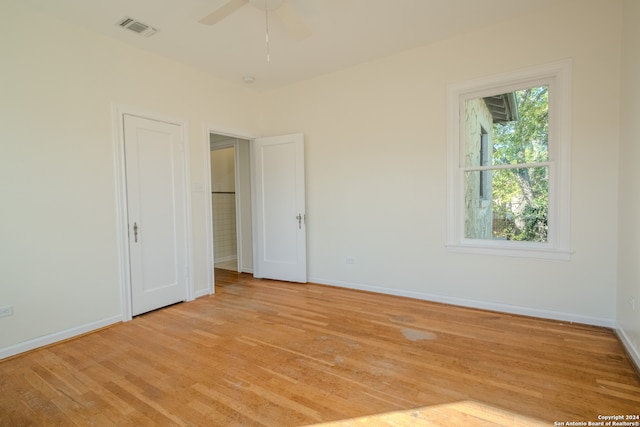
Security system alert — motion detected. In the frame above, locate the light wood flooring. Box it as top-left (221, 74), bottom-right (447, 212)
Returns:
top-left (1, 269), bottom-right (639, 426)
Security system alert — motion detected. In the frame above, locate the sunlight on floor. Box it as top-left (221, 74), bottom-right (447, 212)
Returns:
top-left (308, 400), bottom-right (547, 426)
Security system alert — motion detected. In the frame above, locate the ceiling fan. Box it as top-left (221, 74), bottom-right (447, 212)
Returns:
top-left (199, 0), bottom-right (311, 40)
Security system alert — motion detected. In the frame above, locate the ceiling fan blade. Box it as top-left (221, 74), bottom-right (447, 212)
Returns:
top-left (276, 1), bottom-right (311, 40)
top-left (199, 0), bottom-right (248, 26)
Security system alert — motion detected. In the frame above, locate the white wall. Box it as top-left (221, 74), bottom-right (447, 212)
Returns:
top-left (210, 147), bottom-right (236, 192)
top-left (617, 0), bottom-right (640, 368)
top-left (258, 0), bottom-right (622, 326)
top-left (0, 2), bottom-right (259, 355)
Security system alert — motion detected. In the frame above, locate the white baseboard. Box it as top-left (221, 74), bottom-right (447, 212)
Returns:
top-left (194, 288), bottom-right (211, 298)
top-left (0, 315), bottom-right (122, 360)
top-left (309, 276), bottom-right (616, 328)
top-left (214, 255), bottom-right (237, 263)
top-left (615, 325), bottom-right (640, 373)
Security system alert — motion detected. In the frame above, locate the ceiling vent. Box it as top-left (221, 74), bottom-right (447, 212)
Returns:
top-left (118, 17), bottom-right (157, 37)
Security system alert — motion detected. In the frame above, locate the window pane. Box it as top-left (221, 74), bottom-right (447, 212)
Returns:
top-left (463, 98), bottom-right (495, 168)
top-left (464, 86), bottom-right (549, 168)
top-left (464, 167), bottom-right (549, 242)
top-left (464, 170), bottom-right (493, 239)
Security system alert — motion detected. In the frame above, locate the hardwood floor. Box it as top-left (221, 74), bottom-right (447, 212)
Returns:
top-left (2, 269), bottom-right (639, 426)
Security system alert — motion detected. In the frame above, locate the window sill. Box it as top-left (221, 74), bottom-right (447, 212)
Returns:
top-left (446, 242), bottom-right (572, 261)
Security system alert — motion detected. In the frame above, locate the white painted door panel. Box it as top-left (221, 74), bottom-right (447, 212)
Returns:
top-left (124, 114), bottom-right (187, 315)
top-left (253, 133), bottom-right (306, 283)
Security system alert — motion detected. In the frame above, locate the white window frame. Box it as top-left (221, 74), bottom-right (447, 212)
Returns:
top-left (479, 128), bottom-right (490, 202)
top-left (446, 60), bottom-right (572, 260)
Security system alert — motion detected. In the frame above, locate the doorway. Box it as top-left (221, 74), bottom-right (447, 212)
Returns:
top-left (205, 130), bottom-right (306, 294)
top-left (209, 133), bottom-right (253, 275)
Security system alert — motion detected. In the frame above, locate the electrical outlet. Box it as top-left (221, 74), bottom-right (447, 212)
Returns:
top-left (0, 305), bottom-right (13, 318)
top-left (346, 256), bottom-right (356, 265)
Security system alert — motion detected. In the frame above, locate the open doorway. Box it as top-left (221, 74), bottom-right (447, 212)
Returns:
top-left (209, 133), bottom-right (253, 276)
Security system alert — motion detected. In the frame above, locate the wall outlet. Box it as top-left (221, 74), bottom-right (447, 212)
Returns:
top-left (0, 305), bottom-right (13, 318)
top-left (346, 256), bottom-right (356, 265)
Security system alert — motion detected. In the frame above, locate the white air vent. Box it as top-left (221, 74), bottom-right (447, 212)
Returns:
top-left (118, 17), bottom-right (157, 37)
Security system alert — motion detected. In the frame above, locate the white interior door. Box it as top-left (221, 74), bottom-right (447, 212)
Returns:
top-left (124, 114), bottom-right (188, 315)
top-left (253, 133), bottom-right (307, 283)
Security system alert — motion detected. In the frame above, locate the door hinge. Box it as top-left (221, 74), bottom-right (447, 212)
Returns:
top-left (133, 222), bottom-right (138, 243)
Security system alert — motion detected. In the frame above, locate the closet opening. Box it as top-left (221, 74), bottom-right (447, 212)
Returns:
top-left (209, 134), bottom-right (253, 276)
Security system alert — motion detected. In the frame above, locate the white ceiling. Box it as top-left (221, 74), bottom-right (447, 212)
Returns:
top-left (23, 0), bottom-right (555, 90)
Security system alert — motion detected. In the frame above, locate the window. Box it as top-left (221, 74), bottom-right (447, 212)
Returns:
top-left (446, 60), bottom-right (572, 260)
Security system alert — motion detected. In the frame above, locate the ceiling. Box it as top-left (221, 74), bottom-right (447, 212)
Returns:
top-left (23, 0), bottom-right (555, 90)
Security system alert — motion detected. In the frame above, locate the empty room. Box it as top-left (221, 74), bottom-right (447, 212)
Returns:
top-left (1, 0), bottom-right (639, 425)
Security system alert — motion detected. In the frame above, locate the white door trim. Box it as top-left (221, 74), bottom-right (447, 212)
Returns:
top-left (202, 124), bottom-right (257, 296)
top-left (112, 103), bottom-right (194, 321)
